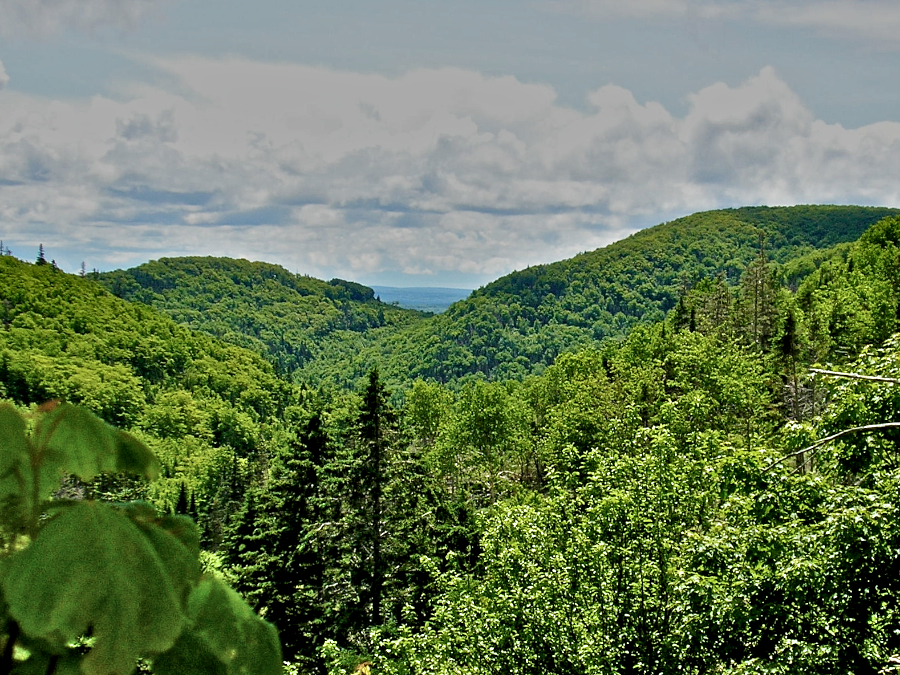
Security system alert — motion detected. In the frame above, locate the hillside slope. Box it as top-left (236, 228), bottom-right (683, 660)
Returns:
top-left (0, 254), bottom-right (297, 526)
top-left (95, 205), bottom-right (900, 388)
top-left (362, 205), bottom-right (900, 383)
top-left (98, 257), bottom-right (427, 377)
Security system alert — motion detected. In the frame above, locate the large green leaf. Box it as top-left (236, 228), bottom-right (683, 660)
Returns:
top-left (0, 404), bottom-right (29, 479)
top-left (150, 629), bottom-right (228, 675)
top-left (10, 650), bottom-right (83, 675)
top-left (154, 577), bottom-right (282, 675)
top-left (122, 502), bottom-right (201, 594)
top-left (34, 403), bottom-right (159, 482)
top-left (115, 430), bottom-right (161, 478)
top-left (0, 404), bottom-right (31, 524)
top-left (2, 501), bottom-right (190, 675)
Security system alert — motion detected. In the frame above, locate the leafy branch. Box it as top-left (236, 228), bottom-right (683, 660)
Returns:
top-left (0, 402), bottom-right (282, 675)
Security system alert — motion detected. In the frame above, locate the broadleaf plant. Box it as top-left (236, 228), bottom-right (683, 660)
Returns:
top-left (0, 401), bottom-right (282, 675)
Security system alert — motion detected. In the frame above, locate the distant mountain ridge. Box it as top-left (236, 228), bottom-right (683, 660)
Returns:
top-left (361, 205), bottom-right (900, 383)
top-left (96, 205), bottom-right (900, 388)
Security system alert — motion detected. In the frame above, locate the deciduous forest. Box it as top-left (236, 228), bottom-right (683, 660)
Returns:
top-left (3, 205), bottom-right (900, 674)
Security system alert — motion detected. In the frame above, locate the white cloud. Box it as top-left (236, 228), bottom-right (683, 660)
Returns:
top-left (757, 1), bottom-right (900, 44)
top-left (0, 60), bottom-right (8, 90)
top-left (0, 0), bottom-right (165, 37)
top-left (548, 0), bottom-right (900, 45)
top-left (1, 60), bottom-right (899, 282)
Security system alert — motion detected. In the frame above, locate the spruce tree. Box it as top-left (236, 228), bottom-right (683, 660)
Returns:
top-left (223, 411), bottom-right (334, 668)
top-left (737, 235), bottom-right (778, 349)
top-left (348, 368), bottom-right (395, 629)
top-left (174, 481), bottom-right (189, 515)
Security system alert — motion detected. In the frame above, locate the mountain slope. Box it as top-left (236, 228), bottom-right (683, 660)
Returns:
top-left (362, 205), bottom-right (900, 383)
top-left (98, 256), bottom-right (427, 377)
top-left (0, 254), bottom-right (296, 520)
top-left (94, 205), bottom-right (900, 388)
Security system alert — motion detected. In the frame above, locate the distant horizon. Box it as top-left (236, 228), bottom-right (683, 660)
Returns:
top-left (4, 201), bottom-right (897, 290)
top-left (369, 284), bottom-right (474, 292)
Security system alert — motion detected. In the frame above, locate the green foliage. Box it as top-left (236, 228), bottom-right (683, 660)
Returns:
top-left (0, 402), bottom-right (281, 675)
top-left (98, 257), bottom-right (424, 380)
top-left (8, 208), bottom-right (900, 675)
top-left (382, 205), bottom-right (897, 383)
top-left (0, 253), bottom-right (302, 545)
top-left (87, 206), bottom-right (898, 389)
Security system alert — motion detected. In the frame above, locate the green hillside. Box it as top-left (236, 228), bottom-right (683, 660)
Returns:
top-left (4, 212), bottom-right (900, 674)
top-left (0, 254), bottom-right (299, 540)
top-left (95, 206), bottom-right (899, 389)
top-left (98, 257), bottom-right (427, 379)
top-left (346, 205), bottom-right (900, 384)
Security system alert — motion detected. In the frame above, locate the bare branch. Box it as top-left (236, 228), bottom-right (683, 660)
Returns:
top-left (766, 422), bottom-right (900, 472)
top-left (809, 368), bottom-right (900, 384)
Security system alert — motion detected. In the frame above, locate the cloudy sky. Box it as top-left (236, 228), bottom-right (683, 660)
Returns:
top-left (1, 1), bottom-right (899, 287)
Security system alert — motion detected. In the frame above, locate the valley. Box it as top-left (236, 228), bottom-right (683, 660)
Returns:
top-left (2, 204), bottom-right (900, 674)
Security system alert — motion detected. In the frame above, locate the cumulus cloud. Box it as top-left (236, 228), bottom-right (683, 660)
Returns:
top-left (0, 0), bottom-right (165, 37)
top-left (549, 0), bottom-right (900, 45)
top-left (1, 59), bottom-right (899, 282)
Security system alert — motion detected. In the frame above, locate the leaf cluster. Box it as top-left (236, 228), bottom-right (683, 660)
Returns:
top-left (0, 402), bottom-right (282, 675)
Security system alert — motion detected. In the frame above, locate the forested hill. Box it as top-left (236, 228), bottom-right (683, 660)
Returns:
top-left (94, 206), bottom-right (899, 389)
top-left (0, 254), bottom-right (303, 536)
top-left (98, 257), bottom-right (427, 377)
top-left (4, 214), bottom-right (900, 674)
top-left (372, 205), bottom-right (900, 383)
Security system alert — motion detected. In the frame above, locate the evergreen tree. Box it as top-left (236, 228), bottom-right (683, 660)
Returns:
top-left (35, 244), bottom-right (47, 266)
top-left (778, 304), bottom-right (803, 418)
top-left (737, 235), bottom-right (778, 349)
top-left (175, 481), bottom-right (189, 515)
top-left (223, 410), bottom-right (334, 668)
top-left (672, 295), bottom-right (690, 332)
top-left (348, 368), bottom-right (395, 629)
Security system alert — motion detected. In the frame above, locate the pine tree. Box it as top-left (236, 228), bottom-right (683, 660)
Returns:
top-left (705, 274), bottom-right (732, 335)
top-left (175, 481), bottom-right (189, 515)
top-left (348, 368), bottom-right (395, 629)
top-left (672, 295), bottom-right (690, 332)
top-left (778, 304), bottom-right (803, 419)
top-left (35, 244), bottom-right (47, 266)
top-left (737, 234), bottom-right (778, 349)
top-left (224, 411), bottom-right (334, 667)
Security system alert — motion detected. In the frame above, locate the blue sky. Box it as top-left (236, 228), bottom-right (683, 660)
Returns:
top-left (1, 0), bottom-right (900, 287)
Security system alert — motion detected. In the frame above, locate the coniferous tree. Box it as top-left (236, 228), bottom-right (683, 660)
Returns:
top-left (264, 411), bottom-right (332, 665)
top-left (737, 236), bottom-right (778, 349)
top-left (175, 481), bottom-right (189, 515)
top-left (349, 368), bottom-right (395, 630)
top-left (779, 304), bottom-right (803, 418)
top-left (222, 410), bottom-right (334, 669)
top-left (35, 244), bottom-right (47, 266)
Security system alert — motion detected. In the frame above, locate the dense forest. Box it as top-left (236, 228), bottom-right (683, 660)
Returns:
top-left (98, 205), bottom-right (898, 388)
top-left (3, 205), bottom-right (900, 674)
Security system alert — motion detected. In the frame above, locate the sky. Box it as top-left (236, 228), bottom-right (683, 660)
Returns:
top-left (1, 1), bottom-right (900, 288)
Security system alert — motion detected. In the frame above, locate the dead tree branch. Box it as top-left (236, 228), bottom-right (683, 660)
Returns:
top-left (809, 368), bottom-right (900, 384)
top-left (765, 422), bottom-right (900, 472)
